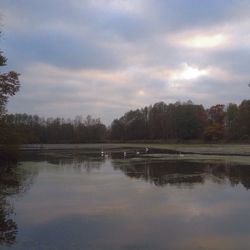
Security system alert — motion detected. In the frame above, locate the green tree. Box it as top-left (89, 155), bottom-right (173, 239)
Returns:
top-left (148, 102), bottom-right (169, 139)
top-left (0, 51), bottom-right (20, 117)
top-left (225, 103), bottom-right (240, 140)
top-left (111, 119), bottom-right (125, 140)
top-left (0, 38), bottom-right (20, 162)
top-left (175, 103), bottom-right (207, 140)
top-left (204, 104), bottom-right (225, 141)
top-left (238, 100), bottom-right (250, 139)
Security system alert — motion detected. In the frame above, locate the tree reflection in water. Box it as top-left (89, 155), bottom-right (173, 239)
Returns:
top-left (0, 164), bottom-right (37, 246)
top-left (113, 159), bottom-right (250, 189)
top-left (0, 154), bottom-right (102, 247)
top-left (1, 149), bottom-right (250, 247)
top-left (20, 150), bottom-right (104, 173)
top-left (0, 197), bottom-right (17, 246)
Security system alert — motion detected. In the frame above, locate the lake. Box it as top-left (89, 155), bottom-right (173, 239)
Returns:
top-left (1, 147), bottom-right (250, 250)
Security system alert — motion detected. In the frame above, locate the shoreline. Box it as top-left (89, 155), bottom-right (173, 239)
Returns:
top-left (18, 143), bottom-right (250, 156)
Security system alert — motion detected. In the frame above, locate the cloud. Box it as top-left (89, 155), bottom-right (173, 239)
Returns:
top-left (1, 0), bottom-right (250, 123)
top-left (147, 0), bottom-right (250, 31)
top-left (3, 28), bottom-right (125, 70)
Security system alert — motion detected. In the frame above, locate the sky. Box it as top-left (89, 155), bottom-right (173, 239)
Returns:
top-left (1, 0), bottom-right (250, 124)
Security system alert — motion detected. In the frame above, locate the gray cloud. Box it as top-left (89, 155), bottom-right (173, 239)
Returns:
top-left (208, 49), bottom-right (250, 75)
top-left (147, 0), bottom-right (250, 31)
top-left (4, 29), bottom-right (123, 70)
top-left (1, 0), bottom-right (250, 124)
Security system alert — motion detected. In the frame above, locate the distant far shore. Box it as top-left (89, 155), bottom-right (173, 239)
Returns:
top-left (19, 143), bottom-right (250, 156)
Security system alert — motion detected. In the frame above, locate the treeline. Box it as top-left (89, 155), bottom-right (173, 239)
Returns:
top-left (3, 99), bottom-right (250, 143)
top-left (110, 100), bottom-right (250, 142)
top-left (3, 114), bottom-right (106, 143)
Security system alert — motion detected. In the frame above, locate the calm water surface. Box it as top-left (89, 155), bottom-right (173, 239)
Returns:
top-left (1, 149), bottom-right (250, 250)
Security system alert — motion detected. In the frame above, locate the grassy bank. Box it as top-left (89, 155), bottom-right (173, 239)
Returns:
top-left (128, 143), bottom-right (250, 156)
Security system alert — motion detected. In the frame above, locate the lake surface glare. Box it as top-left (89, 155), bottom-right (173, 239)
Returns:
top-left (1, 148), bottom-right (250, 250)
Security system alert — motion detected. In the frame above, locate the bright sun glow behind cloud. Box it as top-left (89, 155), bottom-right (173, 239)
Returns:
top-left (174, 33), bottom-right (228, 49)
top-left (137, 90), bottom-right (146, 96)
top-left (184, 34), bottom-right (227, 48)
top-left (171, 64), bottom-right (209, 81)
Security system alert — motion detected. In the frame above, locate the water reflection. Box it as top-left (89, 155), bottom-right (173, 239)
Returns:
top-left (19, 150), bottom-right (250, 190)
top-left (0, 196), bottom-right (17, 246)
top-left (0, 163), bottom-right (37, 246)
top-left (20, 150), bottom-right (104, 173)
top-left (1, 150), bottom-right (250, 249)
top-left (113, 159), bottom-right (250, 189)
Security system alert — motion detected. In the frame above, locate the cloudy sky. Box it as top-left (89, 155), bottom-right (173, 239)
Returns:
top-left (1, 0), bottom-right (250, 124)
